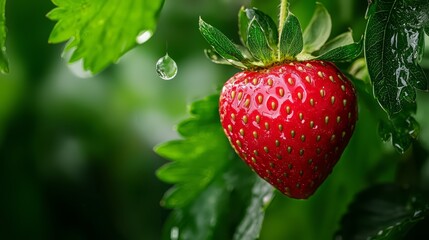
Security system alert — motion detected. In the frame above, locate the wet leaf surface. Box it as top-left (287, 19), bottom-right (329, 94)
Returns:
top-left (47, 0), bottom-right (164, 74)
top-left (336, 184), bottom-right (429, 240)
top-left (365, 0), bottom-right (429, 116)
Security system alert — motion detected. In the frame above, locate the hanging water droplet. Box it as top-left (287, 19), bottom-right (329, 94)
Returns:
top-left (64, 47), bottom-right (94, 78)
top-left (156, 53), bottom-right (178, 80)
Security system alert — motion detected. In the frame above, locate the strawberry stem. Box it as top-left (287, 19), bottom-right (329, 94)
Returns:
top-left (278, 0), bottom-right (288, 59)
top-left (279, 0), bottom-right (288, 30)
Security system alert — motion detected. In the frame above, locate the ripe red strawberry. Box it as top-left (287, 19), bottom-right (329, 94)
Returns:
top-left (200, 4), bottom-right (361, 198)
top-left (219, 61), bottom-right (357, 198)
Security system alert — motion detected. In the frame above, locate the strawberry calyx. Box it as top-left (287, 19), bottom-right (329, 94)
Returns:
top-left (199, 3), bottom-right (362, 70)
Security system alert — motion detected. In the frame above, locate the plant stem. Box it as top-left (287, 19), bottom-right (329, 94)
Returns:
top-left (278, 0), bottom-right (288, 34)
top-left (278, 0), bottom-right (288, 60)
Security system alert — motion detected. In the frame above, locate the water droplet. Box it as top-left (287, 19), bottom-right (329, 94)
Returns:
top-left (136, 30), bottom-right (153, 44)
top-left (156, 53), bottom-right (178, 80)
top-left (64, 47), bottom-right (94, 78)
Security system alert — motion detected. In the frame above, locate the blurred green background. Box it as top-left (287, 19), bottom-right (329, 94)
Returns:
top-left (2, 0), bottom-right (428, 239)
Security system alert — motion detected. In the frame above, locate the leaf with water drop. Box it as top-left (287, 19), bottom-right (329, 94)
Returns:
top-left (156, 54), bottom-right (178, 80)
top-left (47, 0), bottom-right (164, 74)
top-left (365, 0), bottom-right (429, 116)
top-left (378, 115), bottom-right (419, 154)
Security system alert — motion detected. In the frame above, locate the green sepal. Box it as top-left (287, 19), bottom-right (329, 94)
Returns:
top-left (244, 8), bottom-right (279, 48)
top-left (303, 2), bottom-right (332, 53)
top-left (278, 13), bottom-right (303, 60)
top-left (239, 7), bottom-right (250, 45)
top-left (199, 17), bottom-right (248, 67)
top-left (201, 4), bottom-right (361, 69)
top-left (204, 49), bottom-right (247, 69)
top-left (247, 18), bottom-right (275, 64)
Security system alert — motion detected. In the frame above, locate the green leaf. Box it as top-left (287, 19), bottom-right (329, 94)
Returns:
top-left (47, 0), bottom-right (164, 74)
top-left (279, 13), bottom-right (303, 60)
top-left (155, 95), bottom-right (230, 208)
top-left (199, 18), bottom-right (248, 68)
top-left (0, 0), bottom-right (8, 74)
top-left (204, 48), bottom-right (254, 69)
top-left (233, 178), bottom-right (274, 240)
top-left (335, 184), bottom-right (429, 239)
top-left (161, 156), bottom-right (273, 240)
top-left (162, 178), bottom-right (230, 240)
top-left (365, 0), bottom-right (429, 116)
top-left (204, 49), bottom-right (231, 66)
top-left (303, 2), bottom-right (332, 53)
top-left (378, 115), bottom-right (419, 154)
top-left (247, 18), bottom-right (274, 64)
top-left (347, 64), bottom-right (419, 153)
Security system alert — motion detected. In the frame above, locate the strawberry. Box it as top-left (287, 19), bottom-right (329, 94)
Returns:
top-left (199, 4), bottom-right (361, 198)
top-left (219, 61), bottom-right (357, 198)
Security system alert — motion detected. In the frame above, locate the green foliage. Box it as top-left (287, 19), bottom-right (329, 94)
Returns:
top-left (199, 3), bottom-right (362, 70)
top-left (155, 95), bottom-right (230, 208)
top-left (0, 0), bottom-right (8, 73)
top-left (47, 0), bottom-right (164, 74)
top-left (364, 0), bottom-right (429, 153)
top-left (162, 165), bottom-right (274, 240)
top-left (378, 115), bottom-right (420, 153)
top-left (233, 179), bottom-right (274, 240)
top-left (336, 184), bottom-right (429, 239)
top-left (365, 0), bottom-right (429, 116)
top-left (162, 178), bottom-right (231, 240)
